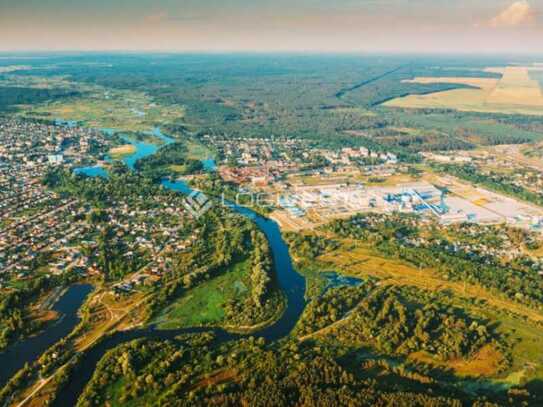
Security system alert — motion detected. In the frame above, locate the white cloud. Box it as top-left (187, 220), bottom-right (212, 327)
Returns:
top-left (488, 1), bottom-right (537, 28)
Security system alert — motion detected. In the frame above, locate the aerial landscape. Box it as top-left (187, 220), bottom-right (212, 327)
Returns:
top-left (2, 0), bottom-right (543, 406)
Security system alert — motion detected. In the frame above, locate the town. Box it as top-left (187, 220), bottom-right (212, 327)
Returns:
top-left (0, 119), bottom-right (196, 292)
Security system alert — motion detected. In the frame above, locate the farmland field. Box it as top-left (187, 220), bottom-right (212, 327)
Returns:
top-left (384, 67), bottom-right (543, 116)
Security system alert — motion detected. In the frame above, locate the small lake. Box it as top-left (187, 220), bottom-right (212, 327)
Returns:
top-left (0, 284), bottom-right (93, 388)
top-left (201, 158), bottom-right (217, 172)
top-left (119, 128), bottom-right (175, 170)
top-left (75, 128), bottom-right (216, 176)
top-left (73, 166), bottom-right (109, 178)
top-left (323, 272), bottom-right (363, 290)
top-left (54, 119), bottom-right (78, 128)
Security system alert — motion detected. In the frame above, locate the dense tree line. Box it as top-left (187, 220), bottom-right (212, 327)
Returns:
top-left (284, 233), bottom-right (340, 261)
top-left (295, 284), bottom-right (374, 336)
top-left (0, 275), bottom-right (72, 351)
top-left (0, 87), bottom-right (80, 112)
top-left (248, 231), bottom-right (272, 307)
top-left (134, 142), bottom-right (203, 179)
top-left (329, 214), bottom-right (543, 308)
top-left (95, 224), bottom-right (149, 281)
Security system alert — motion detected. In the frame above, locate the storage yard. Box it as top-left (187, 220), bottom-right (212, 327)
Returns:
top-left (271, 179), bottom-right (543, 231)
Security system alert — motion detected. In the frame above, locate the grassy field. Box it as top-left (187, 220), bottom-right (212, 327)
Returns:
top-left (317, 240), bottom-right (543, 323)
top-left (307, 237), bottom-right (543, 384)
top-left (185, 140), bottom-right (214, 161)
top-left (153, 259), bottom-right (251, 329)
top-left (384, 67), bottom-right (543, 116)
top-left (20, 89), bottom-right (185, 132)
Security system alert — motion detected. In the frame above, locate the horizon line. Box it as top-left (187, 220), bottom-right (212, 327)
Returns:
top-left (1, 49), bottom-right (543, 57)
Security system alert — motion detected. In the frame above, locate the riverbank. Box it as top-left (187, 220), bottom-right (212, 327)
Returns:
top-left (47, 189), bottom-right (306, 406)
top-left (108, 144), bottom-right (136, 159)
top-left (0, 284), bottom-right (93, 388)
top-left (4, 128), bottom-right (305, 406)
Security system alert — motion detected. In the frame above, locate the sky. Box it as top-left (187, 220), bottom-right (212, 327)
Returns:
top-left (0, 0), bottom-right (542, 53)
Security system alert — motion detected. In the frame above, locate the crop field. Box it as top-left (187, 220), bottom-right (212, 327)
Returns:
top-left (384, 67), bottom-right (543, 116)
top-left (487, 67), bottom-right (543, 107)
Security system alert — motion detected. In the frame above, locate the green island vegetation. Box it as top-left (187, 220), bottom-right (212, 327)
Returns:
top-left (149, 211), bottom-right (283, 330)
top-left (108, 144), bottom-right (136, 160)
top-left (134, 142), bottom-right (204, 179)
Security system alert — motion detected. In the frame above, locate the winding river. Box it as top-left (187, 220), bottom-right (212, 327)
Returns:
top-left (52, 199), bottom-right (306, 406)
top-left (43, 129), bottom-right (307, 405)
top-left (0, 285), bottom-right (93, 387)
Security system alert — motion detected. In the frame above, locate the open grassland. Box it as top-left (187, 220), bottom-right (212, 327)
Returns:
top-left (408, 345), bottom-right (504, 378)
top-left (185, 139), bottom-right (214, 161)
top-left (153, 259), bottom-right (251, 329)
top-left (317, 240), bottom-right (543, 324)
top-left (21, 89), bottom-right (185, 132)
top-left (384, 67), bottom-right (543, 116)
top-left (301, 238), bottom-right (543, 384)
